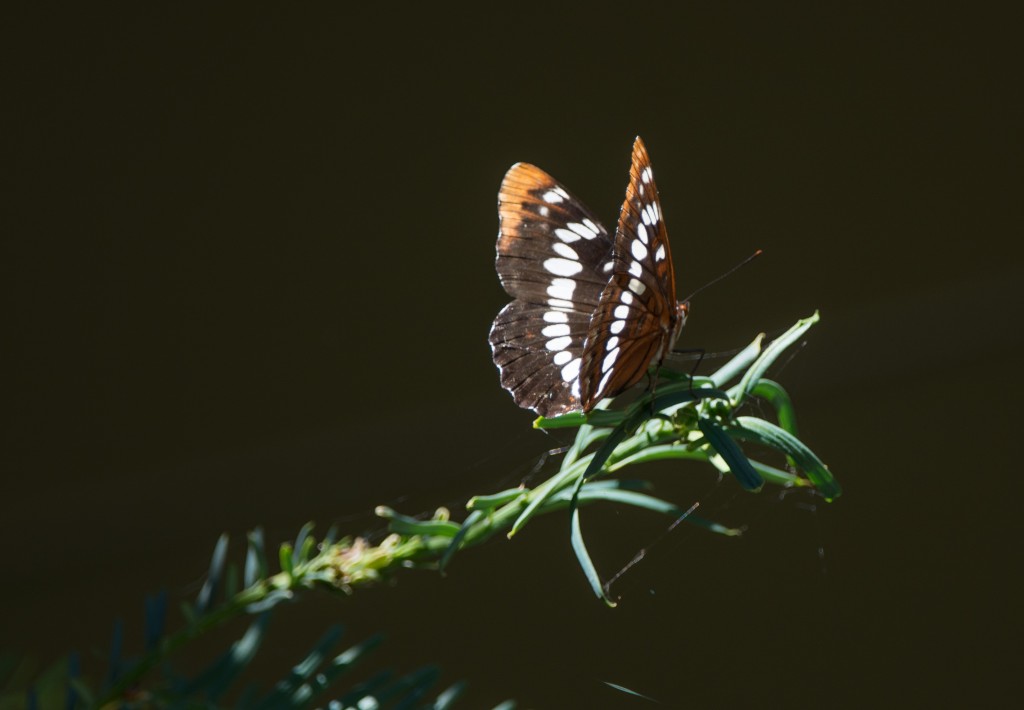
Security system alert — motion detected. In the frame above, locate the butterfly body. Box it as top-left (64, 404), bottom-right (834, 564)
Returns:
top-left (490, 137), bottom-right (687, 416)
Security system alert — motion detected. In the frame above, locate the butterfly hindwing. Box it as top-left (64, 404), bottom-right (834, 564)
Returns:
top-left (489, 162), bottom-right (615, 416)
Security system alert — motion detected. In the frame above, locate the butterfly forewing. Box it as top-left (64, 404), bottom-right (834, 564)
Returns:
top-left (489, 162), bottom-right (614, 416)
top-left (579, 137), bottom-right (681, 409)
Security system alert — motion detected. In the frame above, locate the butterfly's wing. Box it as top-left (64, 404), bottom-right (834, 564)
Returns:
top-left (579, 137), bottom-right (680, 410)
top-left (489, 163), bottom-right (614, 416)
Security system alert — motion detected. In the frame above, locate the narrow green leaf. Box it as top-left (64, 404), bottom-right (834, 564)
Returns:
top-left (539, 482), bottom-right (739, 535)
top-left (279, 543), bottom-right (294, 577)
top-left (322, 525), bottom-right (338, 547)
top-left (561, 400), bottom-right (616, 469)
top-left (709, 333), bottom-right (764, 387)
top-left (196, 533), bottom-right (229, 614)
top-left (244, 588), bottom-right (293, 614)
top-left (244, 528), bottom-right (267, 588)
top-left (564, 425), bottom-right (614, 469)
top-left (532, 409), bottom-right (581, 426)
top-left (298, 536), bottom-right (317, 567)
top-left (509, 458), bottom-right (588, 537)
top-left (576, 479), bottom-right (653, 492)
top-left (697, 417), bottom-right (764, 491)
top-left (566, 454), bottom-right (617, 606)
top-left (686, 516), bottom-right (744, 537)
top-left (735, 312), bottom-right (819, 406)
top-left (467, 488), bottom-right (524, 511)
top-left (375, 507), bottom-right (461, 537)
top-left (535, 407), bottom-right (627, 430)
top-left (747, 457), bottom-right (809, 488)
top-left (439, 509), bottom-right (484, 571)
top-left (182, 613), bottom-right (270, 700)
top-left (751, 379), bottom-right (799, 436)
top-left (730, 416), bottom-right (841, 499)
top-left (580, 424), bottom-right (631, 481)
top-left (602, 680), bottom-right (659, 703)
top-left (606, 443), bottom-right (708, 471)
top-left (329, 633), bottom-right (384, 674)
top-left (293, 522), bottom-right (315, 564)
top-left (554, 487), bottom-right (681, 516)
top-left (570, 503), bottom-right (616, 607)
top-left (533, 411), bottom-right (587, 429)
top-left (432, 680), bottom-right (468, 709)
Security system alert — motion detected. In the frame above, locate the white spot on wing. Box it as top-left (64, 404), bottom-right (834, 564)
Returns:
top-left (541, 323), bottom-right (570, 337)
top-left (561, 357), bottom-right (581, 383)
top-left (598, 369), bottom-right (613, 396)
top-left (614, 304), bottom-right (630, 319)
top-left (629, 261), bottom-right (642, 277)
top-left (548, 297), bottom-right (574, 309)
top-left (607, 336), bottom-right (620, 350)
top-left (542, 190), bottom-right (563, 203)
top-left (620, 290), bottom-right (635, 305)
top-left (602, 261), bottom-right (614, 273)
top-left (641, 166), bottom-right (653, 184)
top-left (547, 278), bottom-right (576, 300)
top-left (546, 335), bottom-right (572, 351)
top-left (544, 258), bottom-right (583, 277)
top-left (582, 218), bottom-right (601, 235)
top-left (610, 320), bottom-right (625, 334)
top-left (543, 310), bottom-right (569, 323)
top-left (568, 222), bottom-right (597, 240)
top-left (553, 350), bottom-right (573, 366)
top-left (554, 228), bottom-right (582, 243)
top-left (552, 242), bottom-right (579, 260)
top-left (554, 186), bottom-right (569, 199)
top-left (628, 277), bottom-right (646, 295)
top-left (602, 347), bottom-right (620, 373)
top-left (637, 222), bottom-right (648, 243)
top-left (538, 206), bottom-right (549, 217)
top-left (641, 209), bottom-right (652, 227)
top-left (655, 244), bottom-right (667, 261)
top-left (631, 239), bottom-right (648, 260)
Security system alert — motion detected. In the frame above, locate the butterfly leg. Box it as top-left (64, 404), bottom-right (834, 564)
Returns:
top-left (645, 358), bottom-right (681, 418)
top-left (645, 368), bottom-right (659, 417)
top-left (669, 347), bottom-right (706, 394)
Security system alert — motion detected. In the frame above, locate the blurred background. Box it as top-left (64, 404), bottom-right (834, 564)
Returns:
top-left (4, 3), bottom-right (1022, 707)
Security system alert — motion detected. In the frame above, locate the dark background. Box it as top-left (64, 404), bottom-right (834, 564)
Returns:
top-left (4, 4), bottom-right (1022, 707)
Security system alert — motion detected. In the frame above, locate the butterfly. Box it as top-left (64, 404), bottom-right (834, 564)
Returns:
top-left (489, 137), bottom-right (690, 417)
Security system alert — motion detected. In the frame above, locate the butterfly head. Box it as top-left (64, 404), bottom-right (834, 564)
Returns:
top-left (671, 301), bottom-right (690, 348)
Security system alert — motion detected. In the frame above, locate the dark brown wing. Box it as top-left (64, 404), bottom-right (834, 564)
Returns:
top-left (579, 137), bottom-right (680, 410)
top-left (489, 162), bottom-right (615, 416)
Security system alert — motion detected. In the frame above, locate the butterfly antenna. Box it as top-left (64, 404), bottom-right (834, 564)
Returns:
top-left (681, 249), bottom-right (762, 303)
